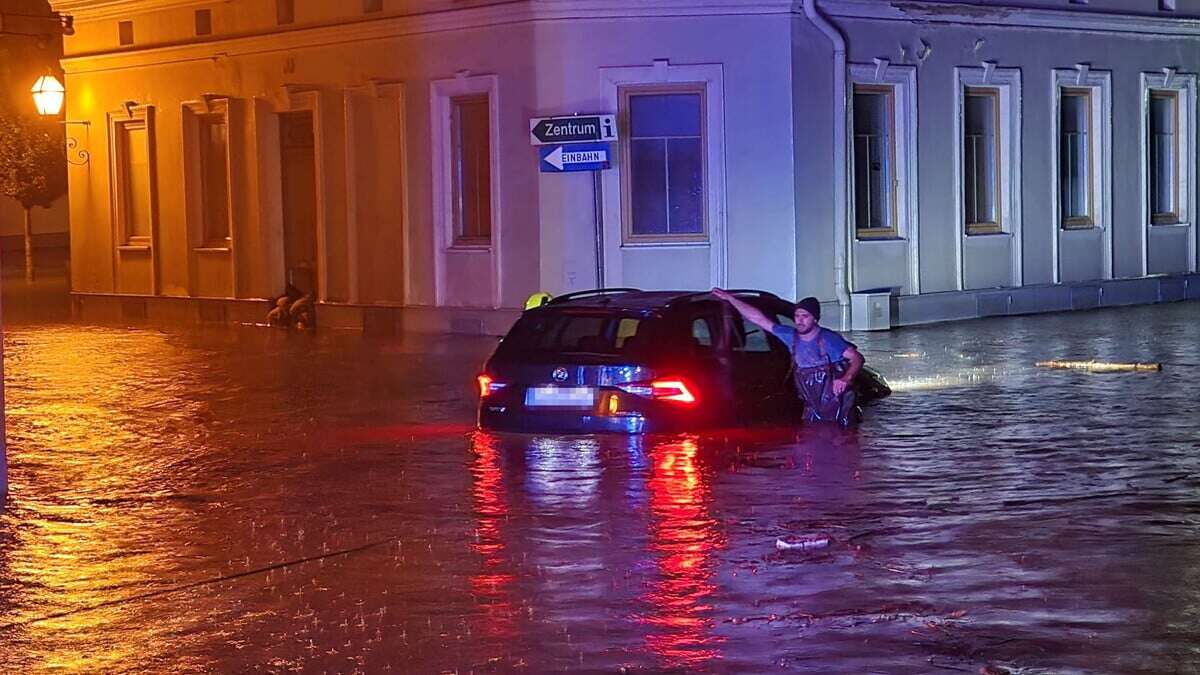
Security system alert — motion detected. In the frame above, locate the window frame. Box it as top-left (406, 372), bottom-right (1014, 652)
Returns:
top-left (1052, 69), bottom-right (1111, 238)
top-left (850, 83), bottom-right (899, 239)
top-left (961, 86), bottom-right (1003, 235)
top-left (1148, 89), bottom-right (1181, 225)
top-left (183, 96), bottom-right (234, 250)
top-left (1057, 87), bottom-right (1095, 229)
top-left (953, 66), bottom-right (1022, 243)
top-left (108, 105), bottom-right (157, 248)
top-left (430, 73), bottom-right (501, 308)
top-left (1139, 71), bottom-right (1196, 241)
top-left (618, 83), bottom-right (709, 244)
top-left (430, 75), bottom-right (500, 254)
top-left (449, 93), bottom-right (493, 246)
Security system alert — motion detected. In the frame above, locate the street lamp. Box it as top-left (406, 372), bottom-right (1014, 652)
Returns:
top-left (30, 74), bottom-right (89, 166)
top-left (30, 74), bottom-right (65, 116)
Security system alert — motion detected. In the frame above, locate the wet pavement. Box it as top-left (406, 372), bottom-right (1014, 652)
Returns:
top-left (1, 291), bottom-right (1199, 673)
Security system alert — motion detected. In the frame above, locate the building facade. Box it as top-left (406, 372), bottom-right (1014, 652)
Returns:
top-left (49, 0), bottom-right (1200, 333)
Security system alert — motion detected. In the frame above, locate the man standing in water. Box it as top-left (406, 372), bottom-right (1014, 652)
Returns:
top-left (711, 289), bottom-right (865, 427)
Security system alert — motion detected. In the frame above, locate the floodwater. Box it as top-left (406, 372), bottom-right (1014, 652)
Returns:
top-left (1, 299), bottom-right (1199, 673)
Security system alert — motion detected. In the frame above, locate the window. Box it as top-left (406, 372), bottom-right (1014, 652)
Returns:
top-left (1059, 89), bottom-right (1092, 227)
top-left (118, 20), bottom-right (133, 45)
top-left (1149, 90), bottom-right (1179, 223)
top-left (620, 85), bottom-right (706, 242)
top-left (276, 0), bottom-right (294, 24)
top-left (1139, 72), bottom-right (1195, 239)
top-left (194, 9), bottom-right (212, 36)
top-left (954, 66), bottom-right (1023, 285)
top-left (1053, 68), bottom-right (1112, 253)
top-left (495, 313), bottom-right (651, 356)
top-left (731, 316), bottom-right (771, 353)
top-left (184, 98), bottom-right (232, 248)
top-left (852, 85), bottom-right (896, 237)
top-left (198, 113), bottom-right (230, 244)
top-left (111, 110), bottom-right (155, 247)
top-left (963, 87), bottom-right (1001, 234)
top-left (450, 95), bottom-right (491, 244)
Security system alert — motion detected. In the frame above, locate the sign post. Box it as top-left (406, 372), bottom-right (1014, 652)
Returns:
top-left (530, 114), bottom-right (619, 288)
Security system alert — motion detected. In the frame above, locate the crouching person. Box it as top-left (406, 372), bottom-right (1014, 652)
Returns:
top-left (712, 289), bottom-right (865, 427)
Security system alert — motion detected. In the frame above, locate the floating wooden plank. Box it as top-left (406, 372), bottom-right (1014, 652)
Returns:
top-left (1035, 360), bottom-right (1162, 372)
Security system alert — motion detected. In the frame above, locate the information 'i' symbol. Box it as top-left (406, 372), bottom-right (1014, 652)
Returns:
top-left (603, 117), bottom-right (615, 139)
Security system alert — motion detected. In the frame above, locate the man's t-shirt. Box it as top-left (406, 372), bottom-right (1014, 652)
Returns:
top-left (769, 324), bottom-right (855, 369)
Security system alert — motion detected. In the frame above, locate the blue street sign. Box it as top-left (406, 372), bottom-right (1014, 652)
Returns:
top-left (539, 142), bottom-right (611, 173)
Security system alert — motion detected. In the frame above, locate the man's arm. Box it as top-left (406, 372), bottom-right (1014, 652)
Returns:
top-left (831, 345), bottom-right (864, 396)
top-left (710, 288), bottom-right (777, 332)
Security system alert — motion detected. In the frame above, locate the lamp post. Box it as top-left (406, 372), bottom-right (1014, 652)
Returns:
top-left (31, 74), bottom-right (89, 166)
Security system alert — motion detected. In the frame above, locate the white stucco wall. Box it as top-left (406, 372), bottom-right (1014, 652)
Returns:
top-left (816, 10), bottom-right (1200, 296)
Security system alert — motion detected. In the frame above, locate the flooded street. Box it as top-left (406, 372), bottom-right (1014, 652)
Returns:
top-left (1, 298), bottom-right (1199, 673)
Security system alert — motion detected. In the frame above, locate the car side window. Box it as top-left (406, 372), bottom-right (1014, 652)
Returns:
top-left (731, 315), bottom-right (772, 353)
top-left (691, 317), bottom-right (714, 347)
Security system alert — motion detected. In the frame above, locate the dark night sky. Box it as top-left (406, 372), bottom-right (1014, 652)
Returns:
top-left (0, 1), bottom-right (63, 115)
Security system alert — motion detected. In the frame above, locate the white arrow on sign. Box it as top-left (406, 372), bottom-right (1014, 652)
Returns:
top-left (544, 146), bottom-right (564, 170)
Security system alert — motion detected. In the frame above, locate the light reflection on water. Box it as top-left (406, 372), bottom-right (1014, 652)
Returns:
top-left (641, 436), bottom-right (722, 668)
top-left (1, 303), bottom-right (1200, 672)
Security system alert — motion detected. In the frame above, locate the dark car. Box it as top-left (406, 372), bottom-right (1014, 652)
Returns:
top-left (477, 288), bottom-right (890, 433)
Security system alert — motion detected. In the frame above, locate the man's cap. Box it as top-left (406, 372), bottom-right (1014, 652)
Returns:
top-left (795, 296), bottom-right (821, 321)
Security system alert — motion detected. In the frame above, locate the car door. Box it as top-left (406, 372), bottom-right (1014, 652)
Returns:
top-left (724, 300), bottom-right (796, 422)
top-left (670, 302), bottom-right (737, 424)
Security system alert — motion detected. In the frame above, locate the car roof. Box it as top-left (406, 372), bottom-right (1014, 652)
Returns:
top-left (539, 288), bottom-right (787, 312)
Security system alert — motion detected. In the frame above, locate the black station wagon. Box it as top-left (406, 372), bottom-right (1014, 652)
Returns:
top-left (477, 288), bottom-right (890, 434)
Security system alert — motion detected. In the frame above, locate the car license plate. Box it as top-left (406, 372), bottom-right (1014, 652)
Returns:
top-left (525, 386), bottom-right (595, 408)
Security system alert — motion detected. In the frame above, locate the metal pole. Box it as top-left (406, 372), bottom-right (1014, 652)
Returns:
top-left (593, 170), bottom-right (605, 288)
top-left (1, 247), bottom-right (7, 505)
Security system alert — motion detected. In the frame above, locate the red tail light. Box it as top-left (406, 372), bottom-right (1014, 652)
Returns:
top-left (477, 374), bottom-right (507, 397)
top-left (617, 378), bottom-right (698, 404)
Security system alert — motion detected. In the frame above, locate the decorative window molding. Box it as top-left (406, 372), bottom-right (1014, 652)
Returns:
top-left (600, 61), bottom-right (727, 286)
top-left (430, 73), bottom-right (501, 307)
top-left (108, 104), bottom-right (157, 249)
top-left (953, 65), bottom-right (1022, 287)
top-left (431, 75), bottom-right (498, 251)
top-left (1051, 67), bottom-right (1112, 280)
top-left (849, 61), bottom-right (917, 242)
top-left (1139, 69), bottom-right (1196, 274)
top-left (182, 95), bottom-right (234, 250)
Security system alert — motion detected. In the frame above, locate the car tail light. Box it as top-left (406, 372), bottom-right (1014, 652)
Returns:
top-left (617, 378), bottom-right (698, 404)
top-left (477, 374), bottom-right (506, 397)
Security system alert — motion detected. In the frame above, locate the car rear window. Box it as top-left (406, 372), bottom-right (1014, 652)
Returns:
top-left (497, 310), bottom-right (658, 356)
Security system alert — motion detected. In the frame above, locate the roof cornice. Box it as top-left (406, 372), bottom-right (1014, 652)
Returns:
top-left (821, 0), bottom-right (1200, 37)
top-left (59, 0), bottom-right (799, 73)
top-left (51, 0), bottom-right (799, 23)
top-left (49, 0), bottom-right (214, 22)
top-left (57, 0), bottom-right (1200, 74)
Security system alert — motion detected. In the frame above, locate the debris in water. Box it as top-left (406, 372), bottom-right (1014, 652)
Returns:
top-left (776, 536), bottom-right (831, 551)
top-left (1036, 360), bottom-right (1161, 373)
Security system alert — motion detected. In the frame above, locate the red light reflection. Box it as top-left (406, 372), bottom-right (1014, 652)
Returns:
top-left (468, 431), bottom-right (517, 640)
top-left (641, 436), bottom-right (724, 667)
